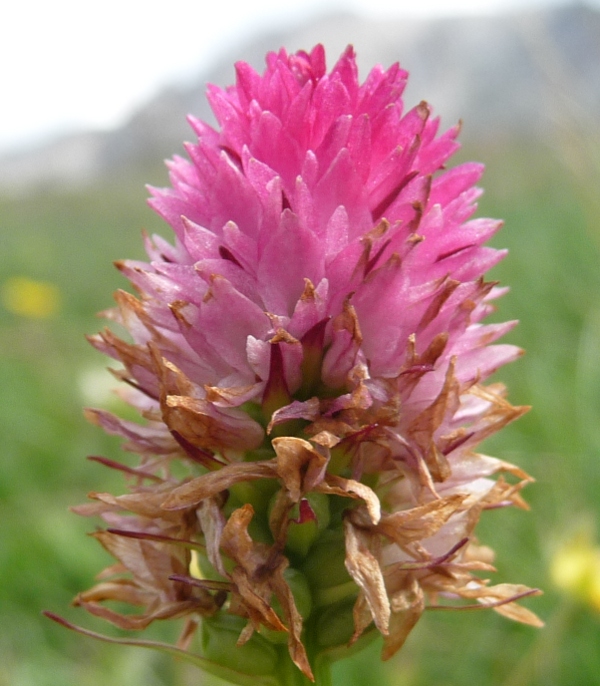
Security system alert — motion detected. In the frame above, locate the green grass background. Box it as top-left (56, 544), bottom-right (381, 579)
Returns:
top-left (1, 124), bottom-right (599, 686)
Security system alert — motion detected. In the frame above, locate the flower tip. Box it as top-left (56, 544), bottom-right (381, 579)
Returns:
top-left (416, 100), bottom-right (431, 119)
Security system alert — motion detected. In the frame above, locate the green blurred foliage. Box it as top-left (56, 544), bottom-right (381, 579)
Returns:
top-left (1, 130), bottom-right (599, 686)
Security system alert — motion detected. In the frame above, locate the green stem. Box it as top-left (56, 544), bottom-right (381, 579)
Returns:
top-left (313, 655), bottom-right (333, 686)
top-left (278, 649), bottom-right (332, 686)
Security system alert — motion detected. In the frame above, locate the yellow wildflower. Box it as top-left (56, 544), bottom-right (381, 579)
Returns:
top-left (1, 276), bottom-right (61, 319)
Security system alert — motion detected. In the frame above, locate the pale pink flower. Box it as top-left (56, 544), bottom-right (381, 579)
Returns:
top-left (49, 45), bottom-right (541, 683)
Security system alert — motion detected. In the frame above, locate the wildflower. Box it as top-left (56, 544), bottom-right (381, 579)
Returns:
top-left (48, 45), bottom-right (541, 684)
top-left (1, 276), bottom-right (61, 318)
top-left (551, 525), bottom-right (600, 611)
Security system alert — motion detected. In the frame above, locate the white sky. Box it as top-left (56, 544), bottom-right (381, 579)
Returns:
top-left (1, 0), bottom-right (594, 154)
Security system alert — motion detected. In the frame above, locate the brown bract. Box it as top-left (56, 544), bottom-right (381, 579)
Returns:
top-left (75, 277), bottom-right (540, 681)
top-left (221, 504), bottom-right (314, 679)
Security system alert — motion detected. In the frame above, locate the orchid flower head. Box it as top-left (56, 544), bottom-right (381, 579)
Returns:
top-left (50, 45), bottom-right (541, 685)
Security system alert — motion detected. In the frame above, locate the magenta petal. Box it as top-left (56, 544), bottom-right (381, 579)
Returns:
top-left (196, 277), bottom-right (271, 373)
top-left (180, 217), bottom-right (221, 262)
top-left (288, 278), bottom-right (329, 340)
top-left (321, 310), bottom-right (362, 388)
top-left (455, 344), bottom-right (523, 385)
top-left (257, 210), bottom-right (324, 315)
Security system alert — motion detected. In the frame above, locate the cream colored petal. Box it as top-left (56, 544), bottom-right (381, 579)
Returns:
top-left (197, 497), bottom-right (228, 577)
top-left (492, 600), bottom-right (545, 627)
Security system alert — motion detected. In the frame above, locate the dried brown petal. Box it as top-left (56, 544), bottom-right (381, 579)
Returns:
top-left (491, 597), bottom-right (544, 627)
top-left (317, 474), bottom-right (381, 524)
top-left (427, 581), bottom-right (544, 627)
top-left (75, 597), bottom-right (209, 631)
top-left (381, 575), bottom-right (424, 660)
top-left (271, 563), bottom-right (314, 681)
top-left (76, 579), bottom-right (151, 607)
top-left (88, 490), bottom-right (182, 521)
top-left (267, 398), bottom-right (321, 434)
top-left (91, 530), bottom-right (188, 595)
top-left (85, 409), bottom-right (178, 455)
top-left (162, 461), bottom-right (277, 511)
top-left (376, 495), bottom-right (467, 546)
top-left (229, 567), bottom-right (287, 632)
top-left (344, 518), bottom-right (390, 636)
top-left (272, 436), bottom-right (328, 501)
top-left (462, 384), bottom-right (530, 448)
top-left (406, 359), bottom-right (459, 482)
top-left (349, 592), bottom-right (375, 645)
top-left (164, 395), bottom-right (265, 452)
top-left (221, 507), bottom-right (293, 636)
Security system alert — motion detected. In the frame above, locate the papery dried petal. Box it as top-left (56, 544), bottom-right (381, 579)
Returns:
top-left (344, 518), bottom-right (390, 635)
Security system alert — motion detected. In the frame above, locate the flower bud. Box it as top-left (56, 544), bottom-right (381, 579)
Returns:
top-left (314, 598), bottom-right (357, 649)
top-left (201, 613), bottom-right (279, 676)
top-left (286, 493), bottom-right (330, 558)
top-left (302, 530), bottom-right (352, 590)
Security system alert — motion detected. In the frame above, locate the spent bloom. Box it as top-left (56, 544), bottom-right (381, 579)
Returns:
top-left (49, 45), bottom-right (542, 684)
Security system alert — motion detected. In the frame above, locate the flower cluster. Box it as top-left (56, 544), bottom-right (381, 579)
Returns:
top-left (60, 45), bottom-right (541, 683)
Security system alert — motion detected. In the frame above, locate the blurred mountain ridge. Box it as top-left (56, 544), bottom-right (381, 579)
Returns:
top-left (1, 2), bottom-right (598, 194)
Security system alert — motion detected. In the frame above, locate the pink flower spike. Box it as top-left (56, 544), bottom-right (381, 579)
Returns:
top-left (63, 44), bottom-right (541, 685)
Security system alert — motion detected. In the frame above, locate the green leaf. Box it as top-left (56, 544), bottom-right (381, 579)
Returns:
top-left (43, 612), bottom-right (280, 686)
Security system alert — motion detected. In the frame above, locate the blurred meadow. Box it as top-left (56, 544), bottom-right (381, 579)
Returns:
top-left (2, 19), bottom-right (600, 686)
